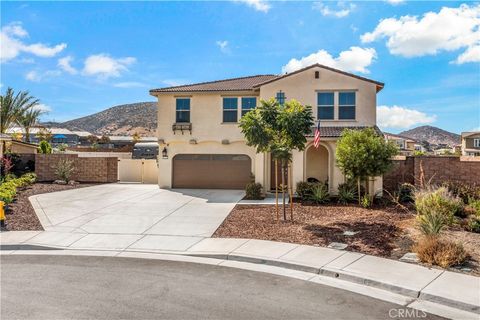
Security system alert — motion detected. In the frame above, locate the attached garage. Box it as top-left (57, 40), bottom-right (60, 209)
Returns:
top-left (172, 154), bottom-right (251, 189)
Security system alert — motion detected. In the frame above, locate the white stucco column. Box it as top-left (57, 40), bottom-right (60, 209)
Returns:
top-left (291, 149), bottom-right (304, 192)
top-left (158, 157), bottom-right (172, 188)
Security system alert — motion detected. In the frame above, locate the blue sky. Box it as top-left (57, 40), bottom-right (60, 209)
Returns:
top-left (1, 1), bottom-right (479, 134)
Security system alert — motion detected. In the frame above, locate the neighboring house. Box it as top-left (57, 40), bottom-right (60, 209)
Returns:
top-left (132, 142), bottom-right (159, 159)
top-left (150, 63), bottom-right (384, 193)
top-left (7, 127), bottom-right (79, 146)
top-left (108, 136), bottom-right (157, 148)
top-left (71, 131), bottom-right (93, 146)
top-left (461, 131), bottom-right (480, 156)
top-left (384, 132), bottom-right (417, 155)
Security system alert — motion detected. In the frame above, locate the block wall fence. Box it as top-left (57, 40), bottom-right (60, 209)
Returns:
top-left (35, 154), bottom-right (118, 183)
top-left (384, 156), bottom-right (480, 191)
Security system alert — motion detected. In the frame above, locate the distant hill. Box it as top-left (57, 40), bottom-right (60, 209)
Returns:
top-left (45, 102), bottom-right (157, 136)
top-left (400, 125), bottom-right (460, 147)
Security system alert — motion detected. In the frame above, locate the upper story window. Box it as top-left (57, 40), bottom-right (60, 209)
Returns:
top-left (275, 91), bottom-right (286, 105)
top-left (339, 92), bottom-right (356, 120)
top-left (176, 98), bottom-right (190, 123)
top-left (241, 97), bottom-right (256, 117)
top-left (474, 138), bottom-right (480, 148)
top-left (317, 92), bottom-right (334, 120)
top-left (223, 97), bottom-right (238, 123)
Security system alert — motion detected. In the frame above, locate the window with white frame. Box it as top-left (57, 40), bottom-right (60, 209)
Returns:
top-left (474, 138), bottom-right (480, 148)
top-left (223, 97), bottom-right (238, 122)
top-left (241, 97), bottom-right (256, 117)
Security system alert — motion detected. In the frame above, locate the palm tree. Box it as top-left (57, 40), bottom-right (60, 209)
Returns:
top-left (17, 108), bottom-right (43, 142)
top-left (0, 87), bottom-right (40, 134)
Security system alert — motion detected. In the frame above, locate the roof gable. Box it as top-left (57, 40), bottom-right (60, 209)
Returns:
top-left (253, 64), bottom-right (384, 91)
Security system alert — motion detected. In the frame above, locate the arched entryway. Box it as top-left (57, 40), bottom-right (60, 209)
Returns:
top-left (305, 144), bottom-right (329, 185)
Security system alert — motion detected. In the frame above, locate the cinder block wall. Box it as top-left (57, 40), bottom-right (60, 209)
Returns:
top-left (384, 156), bottom-right (480, 191)
top-left (35, 154), bottom-right (118, 183)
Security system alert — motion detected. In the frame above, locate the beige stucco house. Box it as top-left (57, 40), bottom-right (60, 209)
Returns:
top-left (149, 64), bottom-right (384, 194)
top-left (461, 131), bottom-right (480, 156)
top-left (384, 132), bottom-right (420, 155)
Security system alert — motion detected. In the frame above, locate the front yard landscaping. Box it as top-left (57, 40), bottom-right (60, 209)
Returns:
top-left (214, 201), bottom-right (480, 275)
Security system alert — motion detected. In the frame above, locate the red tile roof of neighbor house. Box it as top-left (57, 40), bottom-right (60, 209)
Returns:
top-left (149, 64), bottom-right (384, 94)
top-left (305, 126), bottom-right (383, 138)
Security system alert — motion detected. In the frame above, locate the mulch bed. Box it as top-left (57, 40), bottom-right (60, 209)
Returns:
top-left (3, 183), bottom-right (97, 231)
top-left (214, 203), bottom-right (416, 258)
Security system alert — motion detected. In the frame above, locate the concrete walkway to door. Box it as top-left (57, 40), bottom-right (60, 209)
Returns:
top-left (28, 184), bottom-right (244, 245)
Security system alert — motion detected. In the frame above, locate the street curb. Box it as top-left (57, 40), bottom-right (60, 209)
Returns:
top-left (184, 252), bottom-right (479, 314)
top-left (2, 244), bottom-right (478, 314)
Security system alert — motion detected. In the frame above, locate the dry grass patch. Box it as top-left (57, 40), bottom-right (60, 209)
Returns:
top-left (413, 236), bottom-right (468, 268)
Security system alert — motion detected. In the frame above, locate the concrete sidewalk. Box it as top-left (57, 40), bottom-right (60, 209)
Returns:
top-left (1, 231), bottom-right (479, 317)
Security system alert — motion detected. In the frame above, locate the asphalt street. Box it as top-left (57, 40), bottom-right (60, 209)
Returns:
top-left (1, 255), bottom-right (444, 319)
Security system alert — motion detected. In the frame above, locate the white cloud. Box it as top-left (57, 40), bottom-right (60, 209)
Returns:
top-left (0, 22), bottom-right (66, 62)
top-left (33, 103), bottom-right (52, 113)
top-left (313, 1), bottom-right (356, 18)
top-left (82, 54), bottom-right (136, 78)
top-left (282, 47), bottom-right (377, 74)
top-left (454, 45), bottom-right (480, 64)
top-left (25, 69), bottom-right (61, 82)
top-left (162, 79), bottom-right (187, 87)
top-left (234, 0), bottom-right (271, 13)
top-left (361, 4), bottom-right (480, 64)
top-left (385, 0), bottom-right (404, 5)
top-left (216, 40), bottom-right (230, 53)
top-left (377, 105), bottom-right (437, 129)
top-left (58, 56), bottom-right (78, 75)
top-left (113, 82), bottom-right (147, 88)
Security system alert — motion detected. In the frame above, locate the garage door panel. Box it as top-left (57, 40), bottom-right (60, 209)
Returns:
top-left (173, 154), bottom-right (251, 189)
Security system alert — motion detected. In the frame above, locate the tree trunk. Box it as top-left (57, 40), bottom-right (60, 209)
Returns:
top-left (25, 129), bottom-right (30, 143)
top-left (281, 159), bottom-right (286, 221)
top-left (357, 177), bottom-right (361, 205)
top-left (275, 159), bottom-right (279, 221)
top-left (289, 162), bottom-right (293, 221)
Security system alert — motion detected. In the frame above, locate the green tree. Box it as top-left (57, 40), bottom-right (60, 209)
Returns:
top-left (0, 87), bottom-right (39, 134)
top-left (38, 140), bottom-right (52, 154)
top-left (240, 98), bottom-right (314, 220)
top-left (17, 108), bottom-right (43, 142)
top-left (99, 135), bottom-right (110, 144)
top-left (336, 128), bottom-right (398, 204)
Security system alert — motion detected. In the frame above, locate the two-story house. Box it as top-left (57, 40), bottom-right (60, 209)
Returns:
top-left (384, 132), bottom-right (419, 155)
top-left (461, 131), bottom-right (480, 156)
top-left (149, 64), bottom-right (384, 194)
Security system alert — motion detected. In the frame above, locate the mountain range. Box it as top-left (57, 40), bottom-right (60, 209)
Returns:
top-left (43, 102), bottom-right (461, 146)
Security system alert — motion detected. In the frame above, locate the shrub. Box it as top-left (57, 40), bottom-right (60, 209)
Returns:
top-left (466, 216), bottom-right (480, 233)
top-left (53, 159), bottom-right (75, 182)
top-left (245, 182), bottom-right (263, 200)
top-left (296, 181), bottom-right (318, 200)
top-left (337, 184), bottom-right (357, 204)
top-left (360, 194), bottom-right (371, 208)
top-left (414, 186), bottom-right (463, 226)
top-left (417, 211), bottom-right (447, 236)
top-left (443, 181), bottom-right (480, 203)
top-left (467, 197), bottom-right (480, 216)
top-left (309, 183), bottom-right (329, 204)
top-left (4, 173), bottom-right (17, 182)
top-left (38, 140), bottom-right (52, 154)
top-left (0, 173), bottom-right (36, 204)
top-left (414, 237), bottom-right (468, 268)
top-left (21, 173), bottom-right (37, 184)
top-left (397, 183), bottom-right (415, 203)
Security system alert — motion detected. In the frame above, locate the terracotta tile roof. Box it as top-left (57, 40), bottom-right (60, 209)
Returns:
top-left (150, 74), bottom-right (279, 93)
top-left (306, 125), bottom-right (383, 137)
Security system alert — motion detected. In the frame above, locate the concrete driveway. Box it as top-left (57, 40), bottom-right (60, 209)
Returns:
top-left (29, 184), bottom-right (244, 241)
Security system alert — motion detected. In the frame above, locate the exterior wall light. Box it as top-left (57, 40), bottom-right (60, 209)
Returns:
top-left (162, 147), bottom-right (168, 159)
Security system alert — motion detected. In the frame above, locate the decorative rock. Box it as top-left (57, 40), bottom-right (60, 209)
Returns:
top-left (400, 252), bottom-right (419, 263)
top-left (342, 230), bottom-right (358, 236)
top-left (53, 180), bottom-right (67, 185)
top-left (327, 242), bottom-right (348, 250)
top-left (68, 180), bottom-right (78, 185)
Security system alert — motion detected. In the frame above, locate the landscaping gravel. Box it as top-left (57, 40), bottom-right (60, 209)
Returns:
top-left (3, 183), bottom-right (97, 231)
top-left (214, 203), bottom-right (416, 257)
